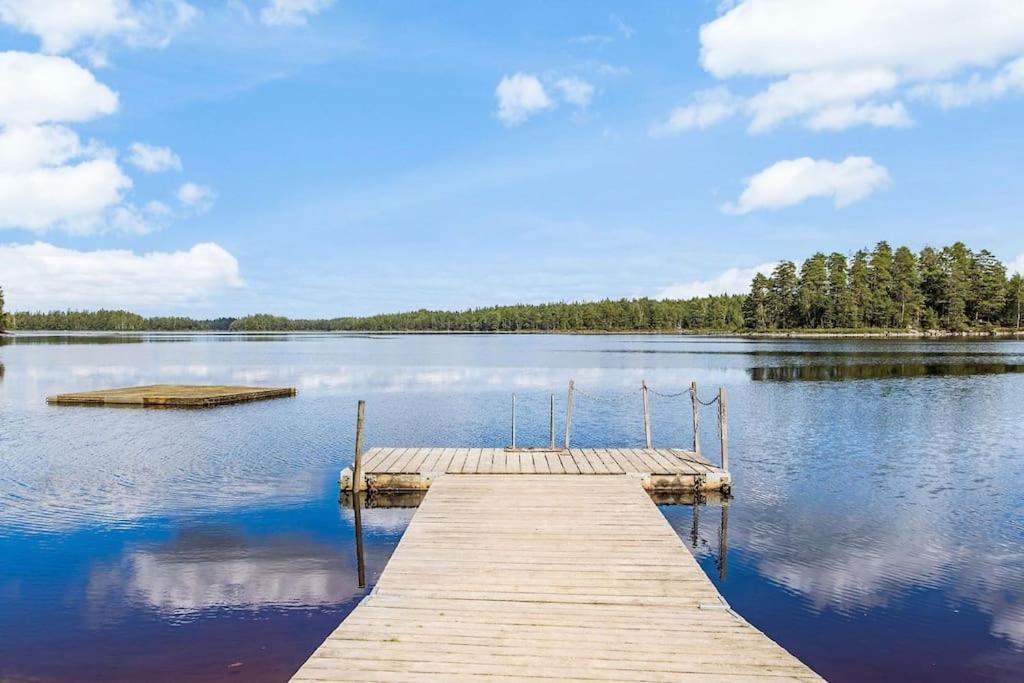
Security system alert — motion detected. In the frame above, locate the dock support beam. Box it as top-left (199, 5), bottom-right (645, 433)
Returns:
top-left (690, 381), bottom-right (701, 456)
top-left (549, 393), bottom-right (555, 449)
top-left (564, 380), bottom-right (575, 449)
top-left (641, 380), bottom-right (652, 449)
top-left (511, 394), bottom-right (517, 448)
top-left (353, 399), bottom-right (366, 493)
top-left (718, 387), bottom-right (729, 472)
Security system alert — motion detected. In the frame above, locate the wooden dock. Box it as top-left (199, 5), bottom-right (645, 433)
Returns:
top-left (341, 447), bottom-right (730, 493)
top-left (46, 384), bottom-right (296, 407)
top-left (293, 475), bottom-right (821, 682)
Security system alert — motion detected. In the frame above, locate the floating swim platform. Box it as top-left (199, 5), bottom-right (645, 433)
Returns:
top-left (46, 384), bottom-right (296, 407)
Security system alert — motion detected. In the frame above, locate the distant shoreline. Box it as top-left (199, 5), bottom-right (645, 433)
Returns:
top-left (4, 328), bottom-right (1022, 339)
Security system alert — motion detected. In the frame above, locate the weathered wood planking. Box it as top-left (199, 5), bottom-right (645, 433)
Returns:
top-left (293, 475), bottom-right (821, 682)
top-left (46, 384), bottom-right (296, 407)
top-left (343, 447), bottom-right (730, 492)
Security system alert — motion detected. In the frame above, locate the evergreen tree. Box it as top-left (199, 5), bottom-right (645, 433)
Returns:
top-left (867, 241), bottom-right (896, 326)
top-left (848, 250), bottom-right (871, 327)
top-left (1006, 274), bottom-right (1024, 329)
top-left (0, 285), bottom-right (5, 331)
top-left (918, 247), bottom-right (945, 328)
top-left (797, 253), bottom-right (829, 328)
top-left (743, 273), bottom-right (770, 330)
top-left (766, 261), bottom-right (799, 328)
top-left (825, 252), bottom-right (851, 327)
top-left (892, 246), bottom-right (923, 328)
top-left (941, 242), bottom-right (974, 330)
top-left (974, 249), bottom-right (1007, 324)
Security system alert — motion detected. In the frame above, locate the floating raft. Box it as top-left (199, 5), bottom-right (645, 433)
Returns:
top-left (293, 475), bottom-right (821, 682)
top-left (341, 447), bottom-right (730, 492)
top-left (46, 384), bottom-right (296, 407)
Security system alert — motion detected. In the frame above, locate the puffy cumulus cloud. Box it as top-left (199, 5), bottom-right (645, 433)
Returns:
top-left (700, 0), bottom-right (1024, 80)
top-left (176, 182), bottom-right (216, 213)
top-left (496, 73), bottom-right (602, 126)
top-left (128, 142), bottom-right (181, 173)
top-left (260, 0), bottom-right (334, 27)
top-left (555, 77), bottom-right (595, 108)
top-left (658, 262), bottom-right (777, 299)
top-left (0, 53), bottom-right (190, 234)
top-left (0, 124), bottom-right (134, 233)
top-left (0, 0), bottom-right (197, 62)
top-left (659, 1), bottom-right (1024, 133)
top-left (723, 156), bottom-right (889, 214)
top-left (0, 241), bottom-right (244, 310)
top-left (495, 73), bottom-right (553, 126)
top-left (650, 87), bottom-right (741, 135)
top-left (0, 51), bottom-right (117, 125)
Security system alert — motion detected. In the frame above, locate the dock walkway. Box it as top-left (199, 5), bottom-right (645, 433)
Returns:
top-left (293, 475), bottom-right (820, 682)
top-left (342, 447), bottom-right (730, 492)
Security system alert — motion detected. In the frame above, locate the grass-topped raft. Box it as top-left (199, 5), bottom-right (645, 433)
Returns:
top-left (46, 384), bottom-right (296, 407)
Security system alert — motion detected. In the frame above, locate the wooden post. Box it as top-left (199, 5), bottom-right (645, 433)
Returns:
top-left (717, 504), bottom-right (729, 581)
top-left (511, 393), bottom-right (517, 448)
top-left (353, 399), bottom-right (365, 492)
top-left (641, 380), bottom-right (652, 449)
top-left (549, 393), bottom-right (555, 449)
top-left (690, 381), bottom-right (701, 455)
top-left (353, 480), bottom-right (366, 588)
top-left (718, 387), bottom-right (729, 471)
top-left (564, 380), bottom-right (575, 449)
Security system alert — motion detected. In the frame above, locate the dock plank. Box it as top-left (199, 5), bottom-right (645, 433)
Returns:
top-left (295, 476), bottom-right (820, 682)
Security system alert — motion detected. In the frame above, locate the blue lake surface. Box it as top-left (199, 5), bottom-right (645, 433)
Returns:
top-left (1, 333), bottom-right (1023, 681)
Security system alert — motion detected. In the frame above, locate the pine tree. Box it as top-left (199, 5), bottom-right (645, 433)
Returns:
top-left (767, 261), bottom-right (799, 328)
top-left (743, 273), bottom-right (770, 330)
top-left (825, 252), bottom-right (851, 327)
top-left (867, 241), bottom-right (896, 326)
top-left (892, 246), bottom-right (923, 328)
top-left (797, 253), bottom-right (829, 327)
top-left (848, 250), bottom-right (871, 327)
top-left (918, 247), bottom-right (945, 328)
top-left (941, 242), bottom-right (974, 331)
top-left (974, 249), bottom-right (1007, 324)
top-left (1006, 274), bottom-right (1024, 329)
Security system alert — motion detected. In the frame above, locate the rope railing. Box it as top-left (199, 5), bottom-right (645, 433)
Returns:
top-left (561, 378), bottom-right (729, 472)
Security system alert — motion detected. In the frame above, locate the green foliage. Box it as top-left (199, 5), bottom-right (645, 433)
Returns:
top-left (746, 241), bottom-right (1019, 331)
top-left (3, 241), bottom-right (1018, 334)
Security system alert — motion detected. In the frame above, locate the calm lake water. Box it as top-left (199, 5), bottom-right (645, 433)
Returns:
top-left (1, 333), bottom-right (1023, 682)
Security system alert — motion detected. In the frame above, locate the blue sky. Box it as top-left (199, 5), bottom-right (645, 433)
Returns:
top-left (1, 0), bottom-right (1023, 317)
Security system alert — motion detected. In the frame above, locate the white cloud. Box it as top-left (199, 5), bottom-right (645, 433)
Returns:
top-left (745, 69), bottom-right (903, 132)
top-left (0, 124), bottom-right (134, 233)
top-left (658, 262), bottom-right (777, 299)
top-left (804, 102), bottom-right (912, 131)
top-left (556, 77), bottom-right (595, 108)
top-left (663, 1), bottom-right (1024, 133)
top-left (723, 156), bottom-right (890, 214)
top-left (650, 87), bottom-right (740, 135)
top-left (0, 51), bottom-right (118, 125)
top-left (1008, 254), bottom-right (1024, 276)
top-left (128, 142), bottom-right (181, 173)
top-left (0, 0), bottom-right (197, 61)
top-left (260, 0), bottom-right (334, 27)
top-left (495, 73), bottom-right (553, 126)
top-left (176, 182), bottom-right (216, 213)
top-left (0, 241), bottom-right (243, 310)
top-left (910, 56), bottom-right (1024, 108)
top-left (700, 0), bottom-right (1024, 80)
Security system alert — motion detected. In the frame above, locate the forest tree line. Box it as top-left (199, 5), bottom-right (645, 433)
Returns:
top-left (3, 242), bottom-right (1022, 333)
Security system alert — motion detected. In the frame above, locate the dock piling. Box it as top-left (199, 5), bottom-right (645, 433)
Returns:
top-left (511, 394), bottom-right (517, 448)
top-left (353, 400), bottom-right (365, 493)
top-left (641, 380), bottom-right (652, 449)
top-left (690, 381), bottom-right (701, 455)
top-left (564, 379), bottom-right (575, 449)
top-left (548, 393), bottom-right (555, 449)
top-left (718, 386), bottom-right (729, 471)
